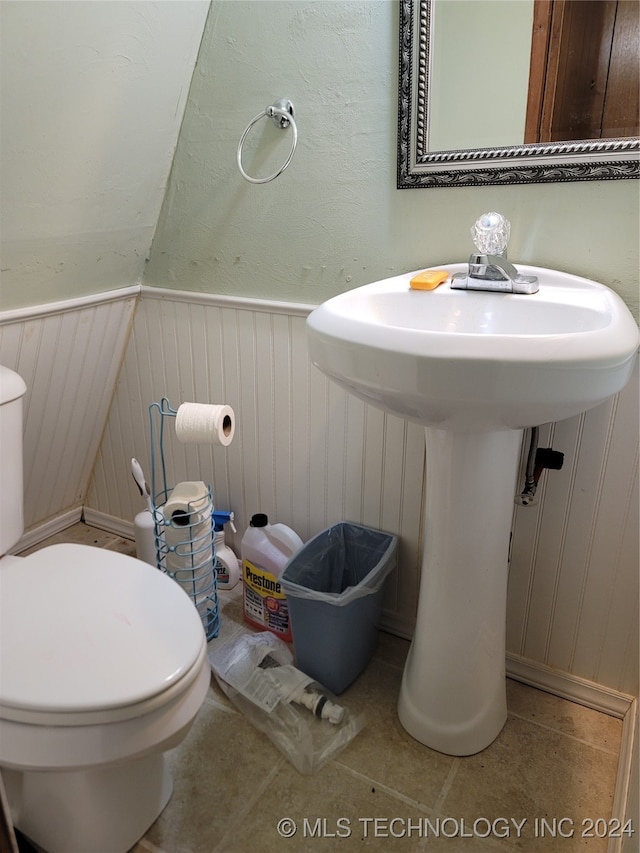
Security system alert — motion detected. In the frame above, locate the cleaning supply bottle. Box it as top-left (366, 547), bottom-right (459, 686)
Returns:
top-left (131, 458), bottom-right (158, 566)
top-left (241, 513), bottom-right (304, 642)
top-left (213, 510), bottom-right (240, 589)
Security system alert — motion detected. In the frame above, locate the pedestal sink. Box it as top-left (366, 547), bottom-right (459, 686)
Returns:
top-left (306, 263), bottom-right (639, 755)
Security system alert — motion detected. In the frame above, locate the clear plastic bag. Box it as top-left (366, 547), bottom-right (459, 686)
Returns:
top-left (208, 632), bottom-right (365, 774)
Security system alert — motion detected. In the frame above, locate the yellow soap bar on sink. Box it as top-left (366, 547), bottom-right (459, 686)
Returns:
top-left (409, 270), bottom-right (449, 290)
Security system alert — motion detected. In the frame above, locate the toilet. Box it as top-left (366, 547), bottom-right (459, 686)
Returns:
top-left (0, 366), bottom-right (211, 853)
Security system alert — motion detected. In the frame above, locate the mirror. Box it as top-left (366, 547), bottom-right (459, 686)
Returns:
top-left (398, 0), bottom-right (640, 188)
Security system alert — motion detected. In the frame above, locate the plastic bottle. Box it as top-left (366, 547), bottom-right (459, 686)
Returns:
top-left (133, 509), bottom-right (157, 566)
top-left (213, 510), bottom-right (240, 589)
top-left (241, 513), bottom-right (304, 642)
top-left (131, 457), bottom-right (158, 566)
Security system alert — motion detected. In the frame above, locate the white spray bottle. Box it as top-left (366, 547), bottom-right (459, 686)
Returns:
top-left (213, 510), bottom-right (240, 589)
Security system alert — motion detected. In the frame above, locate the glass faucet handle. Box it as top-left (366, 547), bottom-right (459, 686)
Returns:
top-left (471, 212), bottom-right (511, 256)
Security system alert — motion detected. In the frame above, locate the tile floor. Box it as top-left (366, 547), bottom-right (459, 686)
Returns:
top-left (19, 524), bottom-right (624, 852)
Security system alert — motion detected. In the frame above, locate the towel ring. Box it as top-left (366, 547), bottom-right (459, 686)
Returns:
top-left (237, 99), bottom-right (297, 184)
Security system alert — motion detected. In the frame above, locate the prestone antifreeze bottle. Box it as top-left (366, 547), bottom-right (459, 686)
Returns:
top-left (241, 513), bottom-right (303, 642)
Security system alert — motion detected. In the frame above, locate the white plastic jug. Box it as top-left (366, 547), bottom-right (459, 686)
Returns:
top-left (241, 513), bottom-right (303, 641)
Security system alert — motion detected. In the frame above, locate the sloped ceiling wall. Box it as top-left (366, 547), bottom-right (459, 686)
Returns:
top-left (0, 0), bottom-right (210, 311)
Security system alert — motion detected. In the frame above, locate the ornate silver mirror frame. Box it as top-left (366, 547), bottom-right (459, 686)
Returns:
top-left (398, 0), bottom-right (640, 189)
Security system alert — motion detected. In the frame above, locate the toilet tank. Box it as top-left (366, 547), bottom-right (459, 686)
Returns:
top-left (0, 366), bottom-right (27, 554)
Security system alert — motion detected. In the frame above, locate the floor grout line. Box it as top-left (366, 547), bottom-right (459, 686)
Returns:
top-left (211, 759), bottom-right (286, 853)
top-left (432, 758), bottom-right (461, 815)
top-left (332, 760), bottom-right (440, 814)
top-left (508, 710), bottom-right (622, 755)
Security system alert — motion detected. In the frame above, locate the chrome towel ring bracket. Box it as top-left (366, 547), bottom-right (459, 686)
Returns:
top-left (237, 98), bottom-right (298, 184)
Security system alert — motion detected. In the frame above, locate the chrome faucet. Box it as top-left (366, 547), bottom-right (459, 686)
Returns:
top-left (451, 213), bottom-right (539, 295)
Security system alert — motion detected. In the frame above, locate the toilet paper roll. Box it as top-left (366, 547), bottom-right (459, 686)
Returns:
top-left (163, 481), bottom-right (213, 582)
top-left (162, 481), bottom-right (210, 526)
top-left (175, 402), bottom-right (235, 446)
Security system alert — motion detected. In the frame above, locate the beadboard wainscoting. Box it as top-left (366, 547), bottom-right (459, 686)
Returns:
top-left (85, 287), bottom-right (639, 708)
top-left (85, 288), bottom-right (427, 634)
top-left (0, 288), bottom-right (138, 546)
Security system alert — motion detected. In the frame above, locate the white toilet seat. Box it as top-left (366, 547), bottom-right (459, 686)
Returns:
top-left (0, 543), bottom-right (212, 772)
top-left (0, 639), bottom-right (210, 771)
top-left (0, 543), bottom-right (205, 720)
top-left (0, 635), bottom-right (208, 726)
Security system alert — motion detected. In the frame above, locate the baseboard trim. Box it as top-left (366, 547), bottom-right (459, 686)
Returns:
top-left (608, 699), bottom-right (638, 853)
top-left (381, 615), bottom-right (634, 720)
top-left (83, 507), bottom-right (135, 540)
top-left (11, 506), bottom-right (84, 553)
top-left (506, 653), bottom-right (634, 720)
top-left (380, 611), bottom-right (414, 642)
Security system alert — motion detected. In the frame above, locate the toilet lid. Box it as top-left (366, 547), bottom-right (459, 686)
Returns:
top-left (0, 544), bottom-right (206, 713)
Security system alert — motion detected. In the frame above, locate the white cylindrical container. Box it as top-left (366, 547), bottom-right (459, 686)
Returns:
top-left (134, 510), bottom-right (157, 567)
top-left (0, 366), bottom-right (27, 555)
top-left (241, 513), bottom-right (303, 642)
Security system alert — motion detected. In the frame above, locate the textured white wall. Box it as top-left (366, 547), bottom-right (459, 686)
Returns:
top-left (0, 0), bottom-right (209, 311)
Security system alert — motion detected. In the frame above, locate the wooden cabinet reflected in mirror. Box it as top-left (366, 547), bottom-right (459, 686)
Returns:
top-left (526, 0), bottom-right (639, 143)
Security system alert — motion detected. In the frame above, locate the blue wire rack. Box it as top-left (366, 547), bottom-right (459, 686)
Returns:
top-left (148, 398), bottom-right (220, 640)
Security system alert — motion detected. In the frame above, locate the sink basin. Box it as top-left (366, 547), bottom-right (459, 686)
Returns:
top-left (307, 264), bottom-right (639, 756)
top-left (307, 264), bottom-right (639, 430)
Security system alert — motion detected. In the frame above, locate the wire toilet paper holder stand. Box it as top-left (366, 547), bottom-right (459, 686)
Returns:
top-left (148, 398), bottom-right (220, 640)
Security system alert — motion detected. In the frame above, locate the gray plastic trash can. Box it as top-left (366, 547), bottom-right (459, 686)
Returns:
top-left (280, 522), bottom-right (398, 694)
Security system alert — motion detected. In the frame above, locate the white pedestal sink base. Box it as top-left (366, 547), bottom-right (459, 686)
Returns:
top-left (398, 427), bottom-right (523, 756)
top-left (307, 264), bottom-right (639, 755)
